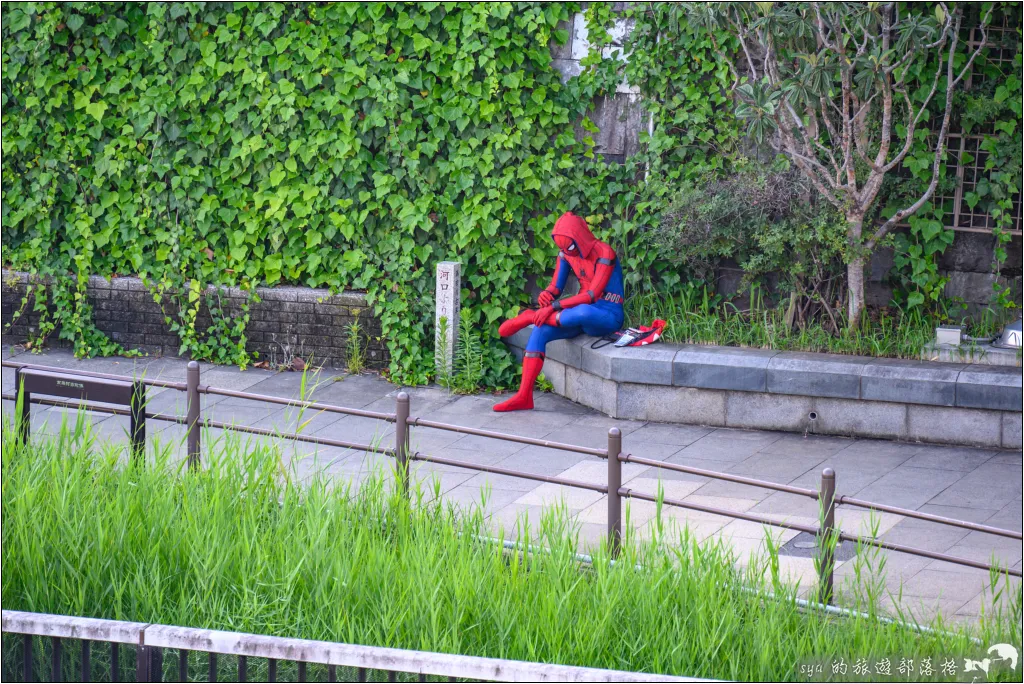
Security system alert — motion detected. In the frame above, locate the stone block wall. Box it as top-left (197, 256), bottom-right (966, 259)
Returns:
top-left (1, 271), bottom-right (387, 370)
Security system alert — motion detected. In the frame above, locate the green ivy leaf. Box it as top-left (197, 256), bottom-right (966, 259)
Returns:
top-left (85, 101), bottom-right (107, 122)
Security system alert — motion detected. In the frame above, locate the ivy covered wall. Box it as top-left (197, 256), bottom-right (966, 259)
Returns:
top-left (2, 2), bottom-right (1019, 385)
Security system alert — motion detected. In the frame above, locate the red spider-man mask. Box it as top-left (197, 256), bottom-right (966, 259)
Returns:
top-left (554, 234), bottom-right (577, 253)
top-left (551, 212), bottom-right (598, 258)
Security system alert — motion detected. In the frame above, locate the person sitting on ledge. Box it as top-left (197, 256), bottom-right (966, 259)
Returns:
top-left (494, 211), bottom-right (625, 412)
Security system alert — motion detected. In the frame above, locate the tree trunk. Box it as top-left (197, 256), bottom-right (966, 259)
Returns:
top-left (847, 256), bottom-right (866, 328)
top-left (846, 214), bottom-right (866, 328)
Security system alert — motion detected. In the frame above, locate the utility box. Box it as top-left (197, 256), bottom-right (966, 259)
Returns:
top-left (935, 325), bottom-right (962, 346)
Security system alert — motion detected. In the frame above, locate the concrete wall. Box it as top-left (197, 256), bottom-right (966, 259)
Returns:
top-left (1, 271), bottom-right (387, 370)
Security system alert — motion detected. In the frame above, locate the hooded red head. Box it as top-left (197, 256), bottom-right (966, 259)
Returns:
top-left (551, 212), bottom-right (599, 259)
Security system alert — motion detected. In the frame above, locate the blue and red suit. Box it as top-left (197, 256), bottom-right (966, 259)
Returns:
top-left (494, 212), bottom-right (625, 412)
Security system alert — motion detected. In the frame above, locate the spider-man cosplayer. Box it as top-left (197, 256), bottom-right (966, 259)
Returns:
top-left (494, 212), bottom-right (625, 412)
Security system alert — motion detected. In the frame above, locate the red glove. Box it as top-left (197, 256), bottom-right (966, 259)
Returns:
top-left (533, 306), bottom-right (555, 327)
top-left (538, 290), bottom-right (555, 307)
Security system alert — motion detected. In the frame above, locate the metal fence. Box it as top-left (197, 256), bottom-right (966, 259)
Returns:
top-left (2, 359), bottom-right (1021, 608)
top-left (1, 610), bottom-right (699, 683)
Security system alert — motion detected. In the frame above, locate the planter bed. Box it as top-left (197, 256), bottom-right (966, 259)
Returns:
top-left (507, 329), bottom-right (1023, 449)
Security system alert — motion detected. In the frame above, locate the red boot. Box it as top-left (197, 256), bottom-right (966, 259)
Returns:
top-left (498, 309), bottom-right (537, 338)
top-left (493, 353), bottom-right (545, 412)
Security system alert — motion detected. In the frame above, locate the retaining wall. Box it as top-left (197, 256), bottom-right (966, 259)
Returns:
top-left (1, 270), bottom-right (387, 369)
top-left (507, 329), bottom-right (1022, 449)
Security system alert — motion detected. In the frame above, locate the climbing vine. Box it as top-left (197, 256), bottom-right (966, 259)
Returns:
top-left (1, 2), bottom-right (590, 383)
top-left (2, 3), bottom-right (1018, 384)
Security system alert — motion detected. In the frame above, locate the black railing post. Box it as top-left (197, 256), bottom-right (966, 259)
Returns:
top-left (395, 392), bottom-right (410, 497)
top-left (607, 427), bottom-right (622, 558)
top-left (22, 633), bottom-right (33, 682)
top-left (186, 361), bottom-right (201, 469)
top-left (51, 636), bottom-right (62, 682)
top-left (81, 640), bottom-right (91, 681)
top-left (818, 467), bottom-right (837, 604)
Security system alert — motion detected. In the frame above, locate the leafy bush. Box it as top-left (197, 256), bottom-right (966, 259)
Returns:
top-left (651, 158), bottom-right (849, 328)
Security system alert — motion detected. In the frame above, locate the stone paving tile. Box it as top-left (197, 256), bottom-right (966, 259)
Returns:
top-left (927, 461), bottom-right (1023, 509)
top-left (673, 427), bottom-right (785, 462)
top-left (624, 423), bottom-right (712, 446)
top-left (988, 451), bottom-right (1023, 465)
top-left (308, 374), bottom-right (399, 409)
top-left (486, 503), bottom-right (555, 539)
top-left (788, 459), bottom-right (886, 496)
top-left (309, 413), bottom-right (395, 448)
top-left (985, 501), bottom-right (1023, 532)
top-left (209, 400), bottom-right (283, 427)
top-left (577, 479), bottom-right (704, 526)
top-left (530, 392), bottom-right (593, 415)
top-left (901, 446), bottom-right (999, 472)
top-left (951, 585), bottom-right (1020, 618)
top-left (693, 451), bottom-right (827, 500)
top-left (914, 503), bottom-right (1003, 525)
top-left (415, 395), bottom-right (510, 428)
top-left (565, 412), bottom-right (648, 435)
top-left (750, 492), bottom-right (821, 520)
top-left (540, 422), bottom-right (632, 451)
top-left (880, 516), bottom-right (970, 553)
top-left (853, 466), bottom-right (965, 509)
top-left (828, 439), bottom-right (922, 468)
top-left (495, 444), bottom-right (594, 477)
top-left (900, 568), bottom-right (995, 605)
top-left (438, 433), bottom-right (530, 459)
top-left (619, 441), bottom-right (689, 465)
top-left (515, 483), bottom-right (605, 510)
top-left (414, 444), bottom-right (510, 470)
top-left (759, 433), bottom-right (854, 458)
top-left (834, 508), bottom-right (904, 537)
top-left (441, 485), bottom-right (523, 516)
top-left (644, 452), bottom-right (737, 485)
top-left (557, 460), bottom-right (647, 485)
top-left (941, 530), bottom-right (1023, 568)
top-left (243, 368), bottom-right (346, 401)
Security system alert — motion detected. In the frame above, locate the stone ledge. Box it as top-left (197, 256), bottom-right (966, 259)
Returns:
top-left (506, 327), bottom-right (1021, 447)
top-left (506, 328), bottom-right (1021, 413)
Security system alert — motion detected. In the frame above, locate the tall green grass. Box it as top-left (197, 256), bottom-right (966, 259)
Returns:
top-left (625, 284), bottom-right (1017, 360)
top-left (2, 421), bottom-right (1020, 681)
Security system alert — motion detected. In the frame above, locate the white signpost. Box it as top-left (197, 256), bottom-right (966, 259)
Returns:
top-left (435, 261), bottom-right (461, 376)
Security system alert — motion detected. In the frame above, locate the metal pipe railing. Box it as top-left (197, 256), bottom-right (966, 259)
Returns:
top-left (202, 419), bottom-right (395, 458)
top-left (407, 415), bottom-right (608, 457)
top-left (2, 359), bottom-right (187, 390)
top-left (410, 450), bottom-right (608, 494)
top-left (7, 357), bottom-right (1021, 595)
top-left (621, 453), bottom-right (820, 499)
top-left (203, 385), bottom-right (398, 422)
top-left (838, 494), bottom-right (1023, 540)
top-left (0, 393), bottom-right (188, 425)
top-left (837, 531), bottom-right (1023, 577)
top-left (622, 489), bottom-right (821, 536)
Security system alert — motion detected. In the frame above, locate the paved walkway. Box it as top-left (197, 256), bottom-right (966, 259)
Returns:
top-left (3, 343), bottom-right (1021, 627)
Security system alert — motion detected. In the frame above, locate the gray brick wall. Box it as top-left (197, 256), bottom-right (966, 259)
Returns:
top-left (1, 270), bottom-right (387, 369)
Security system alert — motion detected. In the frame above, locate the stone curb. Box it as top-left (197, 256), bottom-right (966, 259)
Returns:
top-left (507, 328), bottom-right (1022, 447)
top-left (506, 329), bottom-right (1022, 413)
